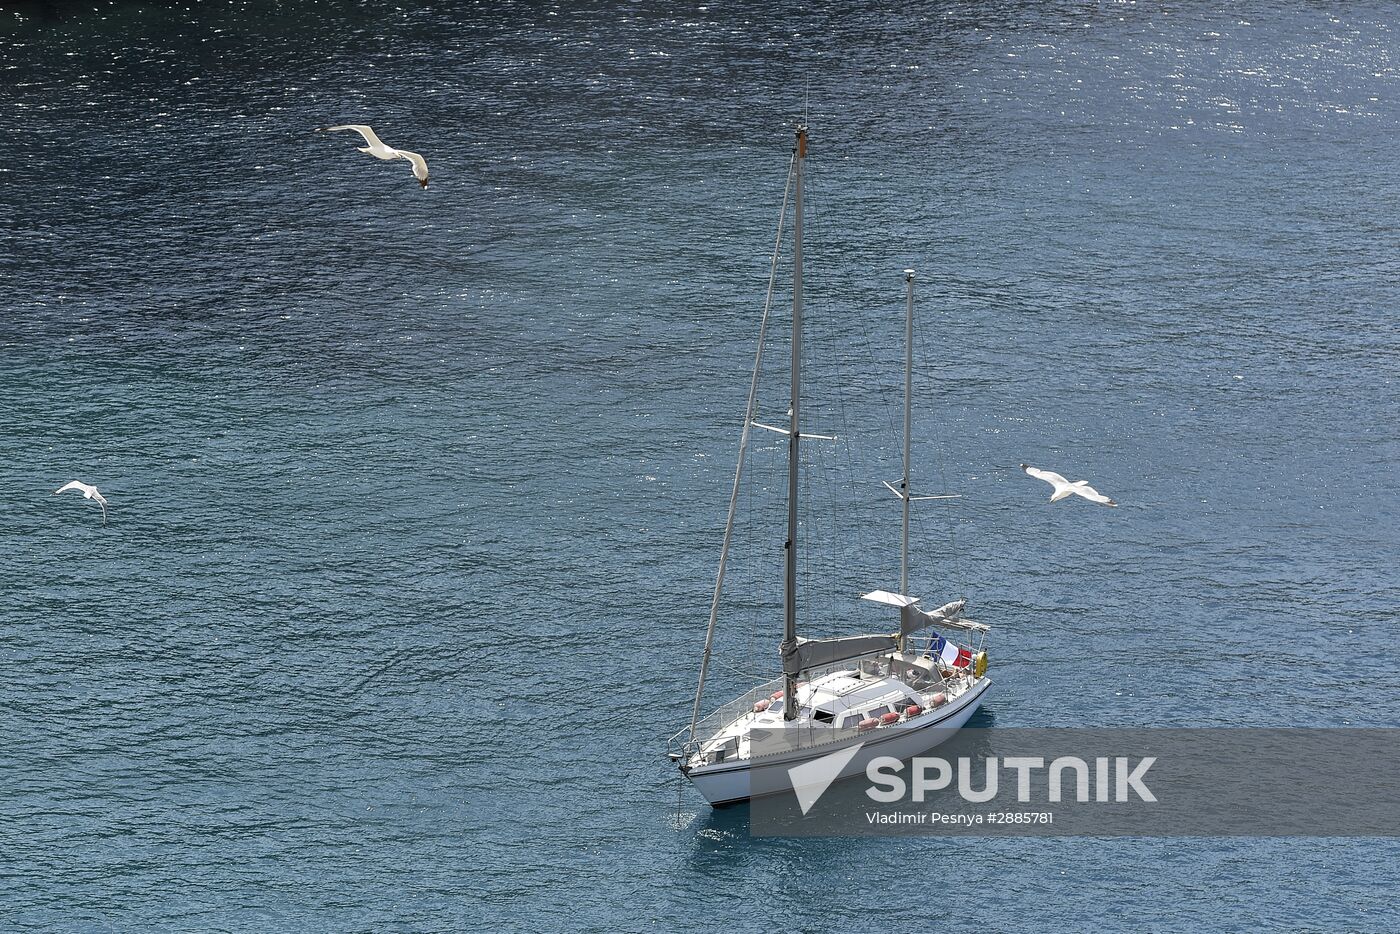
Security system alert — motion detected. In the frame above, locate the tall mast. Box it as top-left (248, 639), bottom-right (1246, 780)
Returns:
top-left (898, 269), bottom-right (915, 653)
top-left (685, 157), bottom-right (795, 744)
top-left (783, 124), bottom-right (807, 721)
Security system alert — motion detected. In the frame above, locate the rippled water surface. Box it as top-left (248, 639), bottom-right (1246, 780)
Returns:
top-left (2, 2), bottom-right (1397, 930)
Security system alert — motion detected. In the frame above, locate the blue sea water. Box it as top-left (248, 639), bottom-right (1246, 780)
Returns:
top-left (1, 1), bottom-right (1397, 930)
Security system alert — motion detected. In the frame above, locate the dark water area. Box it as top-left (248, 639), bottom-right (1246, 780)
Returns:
top-left (1, 2), bottom-right (1397, 930)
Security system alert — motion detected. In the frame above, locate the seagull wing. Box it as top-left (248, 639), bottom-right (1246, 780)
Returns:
top-left (397, 149), bottom-right (429, 184)
top-left (323, 124), bottom-right (386, 149)
top-left (55, 480), bottom-right (86, 495)
top-left (1021, 465), bottom-right (1070, 487)
top-left (1072, 483), bottom-right (1117, 507)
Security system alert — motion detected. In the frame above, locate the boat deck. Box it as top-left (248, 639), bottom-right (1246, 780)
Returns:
top-left (683, 653), bottom-right (980, 769)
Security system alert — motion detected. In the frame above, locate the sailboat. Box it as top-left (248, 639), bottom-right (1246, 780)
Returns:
top-left (668, 125), bottom-right (992, 807)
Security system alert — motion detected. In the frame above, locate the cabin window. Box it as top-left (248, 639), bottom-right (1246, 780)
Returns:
top-left (866, 706), bottom-right (892, 720)
top-left (768, 699), bottom-right (784, 715)
top-left (813, 709), bottom-right (835, 724)
top-left (839, 713), bottom-right (861, 729)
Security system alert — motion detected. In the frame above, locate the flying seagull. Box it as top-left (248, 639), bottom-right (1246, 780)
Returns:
top-left (1020, 464), bottom-right (1117, 507)
top-left (54, 480), bottom-right (109, 523)
top-left (318, 124), bottom-right (429, 188)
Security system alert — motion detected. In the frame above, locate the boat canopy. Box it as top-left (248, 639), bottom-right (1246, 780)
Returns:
top-left (860, 589), bottom-right (919, 608)
top-left (780, 634), bottom-right (898, 677)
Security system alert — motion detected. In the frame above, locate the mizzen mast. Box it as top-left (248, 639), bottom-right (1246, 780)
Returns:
top-left (900, 270), bottom-right (915, 597)
top-left (897, 269), bottom-right (915, 653)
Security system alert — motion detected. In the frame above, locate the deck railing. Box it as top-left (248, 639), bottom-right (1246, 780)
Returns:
top-left (668, 676), bottom-right (784, 761)
top-left (668, 656), bottom-right (981, 763)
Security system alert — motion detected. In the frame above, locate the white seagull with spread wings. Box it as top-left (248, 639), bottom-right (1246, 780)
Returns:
top-left (54, 480), bottom-right (109, 523)
top-left (318, 124), bottom-right (429, 188)
top-left (1020, 464), bottom-right (1117, 507)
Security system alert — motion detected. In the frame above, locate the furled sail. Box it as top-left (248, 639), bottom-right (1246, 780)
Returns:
top-left (780, 634), bottom-right (898, 677)
top-left (859, 590), bottom-right (965, 636)
top-left (898, 598), bottom-right (967, 637)
top-left (861, 592), bottom-right (987, 635)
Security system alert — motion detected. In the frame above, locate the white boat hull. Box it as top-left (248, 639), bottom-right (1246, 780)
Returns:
top-left (686, 677), bottom-right (990, 806)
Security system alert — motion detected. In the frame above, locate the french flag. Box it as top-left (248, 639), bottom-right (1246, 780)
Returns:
top-left (931, 634), bottom-right (973, 669)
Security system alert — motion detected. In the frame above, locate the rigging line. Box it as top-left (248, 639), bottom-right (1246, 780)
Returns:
top-left (801, 438), bottom-right (816, 627)
top-left (823, 445), bottom-right (834, 621)
top-left (810, 212), bottom-right (899, 577)
top-left (914, 294), bottom-right (965, 595)
top-left (797, 158), bottom-right (854, 581)
top-left (944, 457), bottom-right (964, 591)
top-left (834, 364), bottom-right (868, 593)
top-left (711, 654), bottom-right (770, 682)
top-left (804, 177), bottom-right (853, 597)
top-left (807, 431), bottom-right (830, 624)
top-left (833, 199), bottom-right (884, 592)
top-left (688, 154), bottom-right (796, 740)
top-left (851, 347), bottom-right (896, 579)
top-left (811, 442), bottom-right (828, 623)
top-left (740, 441), bottom-right (757, 664)
top-left (755, 444), bottom-right (775, 647)
top-left (803, 451), bottom-right (811, 624)
top-left (743, 351), bottom-right (776, 664)
top-left (934, 428), bottom-right (964, 593)
top-left (798, 160), bottom-right (844, 623)
top-left (820, 344), bottom-right (852, 618)
top-left (822, 434), bottom-right (845, 624)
